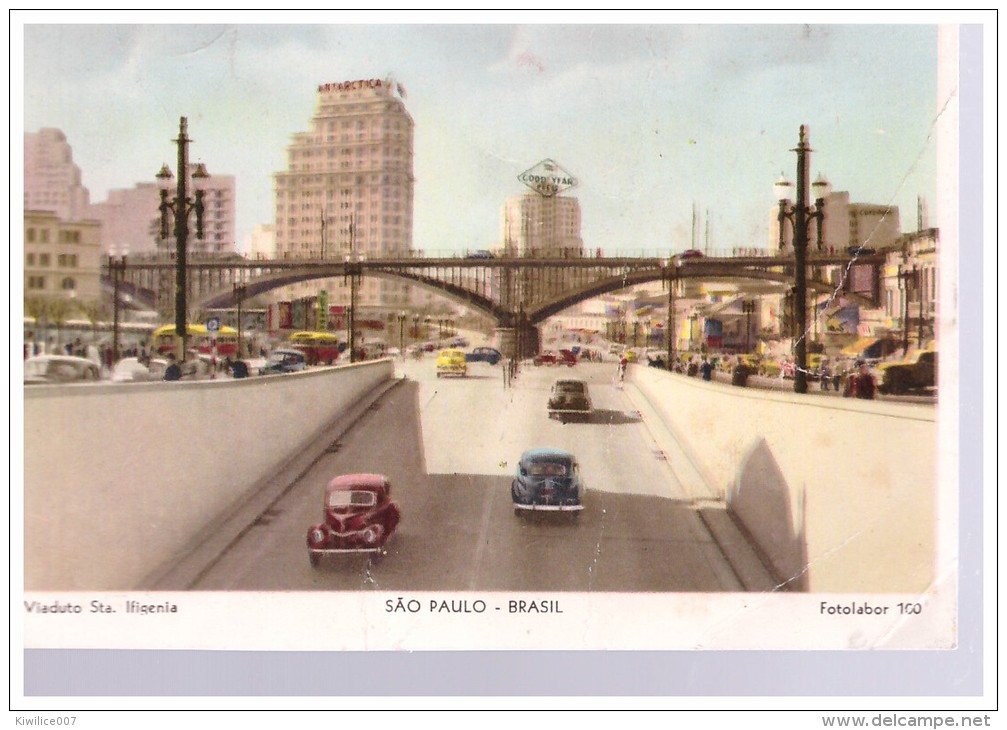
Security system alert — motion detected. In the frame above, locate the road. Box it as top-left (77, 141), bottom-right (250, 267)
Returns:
top-left (189, 359), bottom-right (759, 592)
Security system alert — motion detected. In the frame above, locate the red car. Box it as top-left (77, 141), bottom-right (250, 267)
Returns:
top-left (533, 349), bottom-right (577, 367)
top-left (679, 249), bottom-right (705, 259)
top-left (306, 474), bottom-right (401, 565)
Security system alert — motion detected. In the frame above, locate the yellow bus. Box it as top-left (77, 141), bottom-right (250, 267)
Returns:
top-left (152, 324), bottom-right (239, 358)
top-left (288, 331), bottom-right (342, 365)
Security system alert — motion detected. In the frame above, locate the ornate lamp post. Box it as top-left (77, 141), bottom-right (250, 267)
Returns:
top-left (397, 311), bottom-right (406, 357)
top-left (233, 282), bottom-right (247, 358)
top-left (774, 125), bottom-right (829, 394)
top-left (108, 251), bottom-right (128, 365)
top-left (742, 299), bottom-right (755, 353)
top-left (157, 117), bottom-right (210, 361)
top-left (665, 259), bottom-right (681, 369)
top-left (898, 264), bottom-right (918, 356)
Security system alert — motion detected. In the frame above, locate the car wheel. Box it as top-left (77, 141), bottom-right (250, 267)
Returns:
top-left (309, 552), bottom-right (320, 567)
top-left (513, 507), bottom-right (523, 517)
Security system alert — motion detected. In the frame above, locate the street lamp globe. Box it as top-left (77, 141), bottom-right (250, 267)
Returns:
top-left (191, 162), bottom-right (210, 191)
top-left (773, 173), bottom-right (793, 202)
top-left (156, 164), bottom-right (174, 190)
top-left (812, 173), bottom-right (831, 201)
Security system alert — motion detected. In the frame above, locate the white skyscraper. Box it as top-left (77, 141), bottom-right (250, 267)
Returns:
top-left (501, 192), bottom-right (583, 257)
top-left (273, 77), bottom-right (414, 309)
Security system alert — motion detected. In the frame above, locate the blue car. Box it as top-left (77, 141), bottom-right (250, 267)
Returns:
top-left (511, 448), bottom-right (585, 514)
top-left (258, 348), bottom-right (308, 375)
top-left (465, 347), bottom-right (502, 365)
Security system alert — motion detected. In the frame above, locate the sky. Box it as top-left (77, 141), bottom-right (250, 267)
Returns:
top-left (16, 12), bottom-right (945, 257)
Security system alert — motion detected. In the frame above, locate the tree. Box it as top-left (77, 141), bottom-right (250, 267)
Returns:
top-left (47, 297), bottom-right (75, 350)
top-left (76, 299), bottom-right (109, 343)
top-left (24, 296), bottom-right (52, 351)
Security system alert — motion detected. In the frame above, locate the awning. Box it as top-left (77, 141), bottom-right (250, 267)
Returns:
top-left (842, 336), bottom-right (880, 356)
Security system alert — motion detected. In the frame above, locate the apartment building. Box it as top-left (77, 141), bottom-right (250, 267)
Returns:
top-left (273, 78), bottom-right (414, 309)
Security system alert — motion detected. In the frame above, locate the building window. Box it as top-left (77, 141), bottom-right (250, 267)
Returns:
top-left (26, 253), bottom-right (35, 266)
top-left (26, 228), bottom-right (36, 243)
top-left (39, 253), bottom-right (50, 266)
top-left (61, 277), bottom-right (76, 290)
top-left (28, 276), bottom-right (45, 290)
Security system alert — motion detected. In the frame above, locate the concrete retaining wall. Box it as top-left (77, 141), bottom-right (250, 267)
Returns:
top-left (24, 360), bottom-right (394, 590)
top-left (631, 366), bottom-right (937, 592)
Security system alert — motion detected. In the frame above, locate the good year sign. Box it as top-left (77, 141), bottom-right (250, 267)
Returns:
top-left (518, 159), bottom-right (577, 197)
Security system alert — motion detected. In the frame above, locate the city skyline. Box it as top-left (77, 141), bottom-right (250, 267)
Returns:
top-left (17, 16), bottom-right (943, 258)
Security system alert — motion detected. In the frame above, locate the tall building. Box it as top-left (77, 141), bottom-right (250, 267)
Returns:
top-left (24, 129), bottom-right (91, 222)
top-left (769, 190), bottom-right (901, 254)
top-left (273, 78), bottom-right (414, 309)
top-left (501, 192), bottom-right (583, 257)
top-left (86, 183), bottom-right (160, 256)
top-left (499, 192), bottom-right (584, 309)
top-left (249, 224), bottom-right (276, 260)
top-left (88, 169), bottom-right (236, 257)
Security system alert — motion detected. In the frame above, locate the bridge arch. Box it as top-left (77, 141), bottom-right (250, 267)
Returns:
top-left (193, 266), bottom-right (504, 323)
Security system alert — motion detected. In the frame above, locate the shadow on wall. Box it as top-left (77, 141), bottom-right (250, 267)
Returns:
top-left (729, 437), bottom-right (809, 592)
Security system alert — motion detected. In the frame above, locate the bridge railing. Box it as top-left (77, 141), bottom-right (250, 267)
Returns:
top-left (122, 247), bottom-right (789, 265)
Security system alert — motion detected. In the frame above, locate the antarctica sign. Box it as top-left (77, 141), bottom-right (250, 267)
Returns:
top-left (518, 158), bottom-right (577, 198)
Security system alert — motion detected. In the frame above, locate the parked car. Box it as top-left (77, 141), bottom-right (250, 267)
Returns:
top-left (679, 249), bottom-right (705, 259)
top-left (466, 347), bottom-right (502, 365)
top-left (877, 349), bottom-right (937, 395)
top-left (847, 245), bottom-right (876, 256)
top-left (511, 448), bottom-right (585, 514)
top-left (435, 348), bottom-right (468, 377)
top-left (547, 379), bottom-right (592, 423)
top-left (258, 348), bottom-right (308, 375)
top-left (24, 355), bottom-right (101, 385)
top-left (466, 250), bottom-right (495, 259)
top-left (533, 349), bottom-right (577, 367)
top-left (306, 474), bottom-right (401, 565)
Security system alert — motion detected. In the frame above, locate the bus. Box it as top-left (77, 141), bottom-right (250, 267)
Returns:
top-left (288, 331), bottom-right (341, 365)
top-left (151, 324), bottom-right (239, 358)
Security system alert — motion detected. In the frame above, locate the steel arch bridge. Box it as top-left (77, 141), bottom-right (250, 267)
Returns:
top-left (103, 252), bottom-right (883, 327)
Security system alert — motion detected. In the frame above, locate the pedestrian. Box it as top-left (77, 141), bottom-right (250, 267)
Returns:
top-left (163, 353), bottom-right (182, 381)
top-left (843, 360), bottom-right (876, 399)
top-left (700, 357), bottom-right (713, 381)
top-left (819, 363), bottom-right (832, 391)
top-left (618, 355), bottom-right (628, 383)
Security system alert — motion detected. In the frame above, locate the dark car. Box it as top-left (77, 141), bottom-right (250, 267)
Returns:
top-left (547, 379), bottom-right (592, 422)
top-left (258, 348), bottom-right (307, 375)
top-left (679, 249), bottom-right (705, 259)
top-left (847, 245), bottom-right (876, 256)
top-left (511, 448), bottom-right (585, 514)
top-left (466, 250), bottom-right (495, 259)
top-left (465, 347), bottom-right (502, 365)
top-left (306, 474), bottom-right (401, 565)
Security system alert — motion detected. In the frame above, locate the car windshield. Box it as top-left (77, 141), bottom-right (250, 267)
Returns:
top-left (556, 382), bottom-right (584, 393)
top-left (328, 490), bottom-right (378, 508)
top-left (526, 462), bottom-right (568, 477)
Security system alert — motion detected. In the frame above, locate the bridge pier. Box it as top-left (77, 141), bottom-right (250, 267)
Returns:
top-left (495, 323), bottom-right (540, 360)
top-left (495, 327), bottom-right (516, 360)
